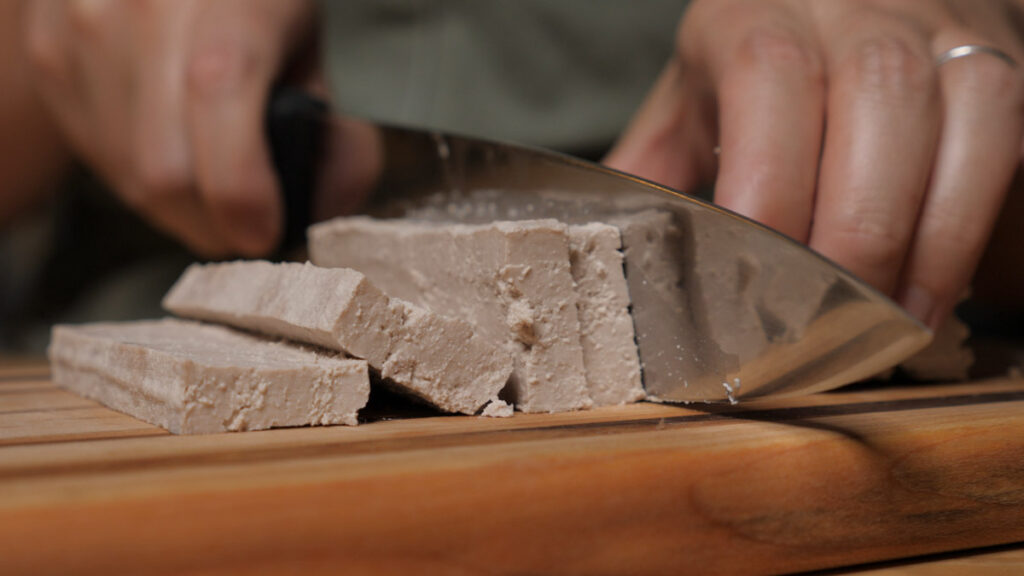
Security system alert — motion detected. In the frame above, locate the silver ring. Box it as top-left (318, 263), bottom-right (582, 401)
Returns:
top-left (935, 44), bottom-right (1017, 68)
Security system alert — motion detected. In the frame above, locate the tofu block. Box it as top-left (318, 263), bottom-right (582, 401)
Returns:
top-left (567, 223), bottom-right (644, 405)
top-left (612, 210), bottom-right (714, 389)
top-left (614, 209), bottom-right (838, 397)
top-left (309, 217), bottom-right (591, 413)
top-left (163, 261), bottom-right (512, 415)
top-left (48, 319), bottom-right (369, 434)
top-left (899, 314), bottom-right (974, 381)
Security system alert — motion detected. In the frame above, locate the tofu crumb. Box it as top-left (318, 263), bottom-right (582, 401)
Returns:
top-left (722, 380), bottom-right (739, 405)
top-left (482, 399), bottom-right (514, 418)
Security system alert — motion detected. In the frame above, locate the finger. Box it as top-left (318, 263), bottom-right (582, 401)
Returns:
top-left (22, 0), bottom-right (89, 154)
top-left (314, 116), bottom-right (383, 221)
top-left (22, 0), bottom-right (70, 97)
top-left (603, 59), bottom-right (716, 192)
top-left (131, 0), bottom-right (230, 257)
top-left (186, 0), bottom-right (312, 256)
top-left (710, 20), bottom-right (825, 242)
top-left (65, 0), bottom-right (224, 256)
top-left (67, 0), bottom-right (139, 186)
top-left (896, 44), bottom-right (1024, 328)
top-left (809, 27), bottom-right (942, 295)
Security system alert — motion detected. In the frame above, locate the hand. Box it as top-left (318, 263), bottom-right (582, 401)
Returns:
top-left (0, 1), bottom-right (69, 225)
top-left (606, 0), bottom-right (1024, 329)
top-left (22, 0), bottom-right (318, 257)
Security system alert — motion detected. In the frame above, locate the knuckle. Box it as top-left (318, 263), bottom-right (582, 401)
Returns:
top-left (919, 206), bottom-right (990, 263)
top-left (170, 224), bottom-right (232, 259)
top-left (23, 24), bottom-right (67, 79)
top-left (828, 214), bottom-right (908, 274)
top-left (135, 151), bottom-right (192, 203)
top-left (205, 179), bottom-right (280, 255)
top-left (187, 41), bottom-right (259, 98)
top-left (128, 0), bottom-right (159, 16)
top-left (928, 235), bottom-right (981, 274)
top-left (734, 25), bottom-right (824, 82)
top-left (846, 35), bottom-right (935, 100)
top-left (902, 260), bottom-right (965, 312)
top-left (206, 178), bottom-right (271, 221)
top-left (67, 0), bottom-right (115, 37)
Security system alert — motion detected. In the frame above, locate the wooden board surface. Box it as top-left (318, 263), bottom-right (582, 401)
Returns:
top-left (3, 360), bottom-right (1024, 575)
top-left (840, 544), bottom-right (1024, 575)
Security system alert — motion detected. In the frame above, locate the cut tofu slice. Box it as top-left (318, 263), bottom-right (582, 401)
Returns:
top-left (899, 314), bottom-right (973, 381)
top-left (48, 319), bottom-right (369, 434)
top-left (612, 210), bottom-right (710, 389)
top-left (567, 223), bottom-right (644, 405)
top-left (309, 217), bottom-right (591, 413)
top-left (614, 210), bottom-right (837, 395)
top-left (163, 261), bottom-right (512, 415)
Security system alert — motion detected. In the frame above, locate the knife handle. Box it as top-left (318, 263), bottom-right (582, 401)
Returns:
top-left (265, 86), bottom-right (328, 251)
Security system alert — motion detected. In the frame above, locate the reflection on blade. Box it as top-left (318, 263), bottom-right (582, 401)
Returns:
top-left (349, 124), bottom-right (931, 402)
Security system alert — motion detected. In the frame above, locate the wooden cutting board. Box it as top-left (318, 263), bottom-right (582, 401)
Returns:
top-left (3, 359), bottom-right (1024, 576)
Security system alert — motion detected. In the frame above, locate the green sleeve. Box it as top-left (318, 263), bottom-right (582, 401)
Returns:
top-left (320, 0), bottom-right (689, 156)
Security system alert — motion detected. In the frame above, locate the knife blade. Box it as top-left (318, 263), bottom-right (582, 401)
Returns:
top-left (267, 87), bottom-right (932, 403)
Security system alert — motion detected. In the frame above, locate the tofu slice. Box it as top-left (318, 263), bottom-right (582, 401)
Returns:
top-left (614, 209), bottom-right (838, 397)
top-left (610, 210), bottom-right (706, 390)
top-left (163, 261), bottom-right (512, 415)
top-left (309, 217), bottom-right (591, 413)
top-left (568, 223), bottom-right (644, 405)
top-left (899, 314), bottom-right (973, 381)
top-left (48, 319), bottom-right (369, 434)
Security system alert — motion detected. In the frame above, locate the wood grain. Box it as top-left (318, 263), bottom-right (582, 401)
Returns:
top-left (2, 364), bottom-right (1024, 575)
top-left (0, 358), bottom-right (50, 380)
top-left (841, 544), bottom-right (1024, 575)
top-left (0, 387), bottom-right (96, 413)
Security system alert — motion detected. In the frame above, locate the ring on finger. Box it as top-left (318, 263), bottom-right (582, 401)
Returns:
top-left (935, 44), bottom-right (1017, 68)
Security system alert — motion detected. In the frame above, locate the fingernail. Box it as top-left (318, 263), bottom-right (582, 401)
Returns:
top-left (900, 284), bottom-right (934, 327)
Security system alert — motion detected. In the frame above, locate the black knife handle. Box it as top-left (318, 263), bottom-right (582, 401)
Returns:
top-left (265, 86), bottom-right (329, 251)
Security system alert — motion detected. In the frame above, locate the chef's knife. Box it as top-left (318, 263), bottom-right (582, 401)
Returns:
top-left (266, 86), bottom-right (932, 404)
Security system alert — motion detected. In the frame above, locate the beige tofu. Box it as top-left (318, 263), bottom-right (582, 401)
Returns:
top-left (48, 319), bottom-right (369, 434)
top-left (899, 314), bottom-right (974, 381)
top-left (163, 261), bottom-right (512, 415)
top-left (567, 223), bottom-right (644, 405)
top-left (309, 217), bottom-right (591, 413)
top-left (614, 209), bottom-right (837, 397)
top-left (612, 210), bottom-right (711, 389)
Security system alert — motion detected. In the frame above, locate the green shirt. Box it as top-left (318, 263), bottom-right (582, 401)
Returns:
top-left (322, 0), bottom-right (687, 155)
